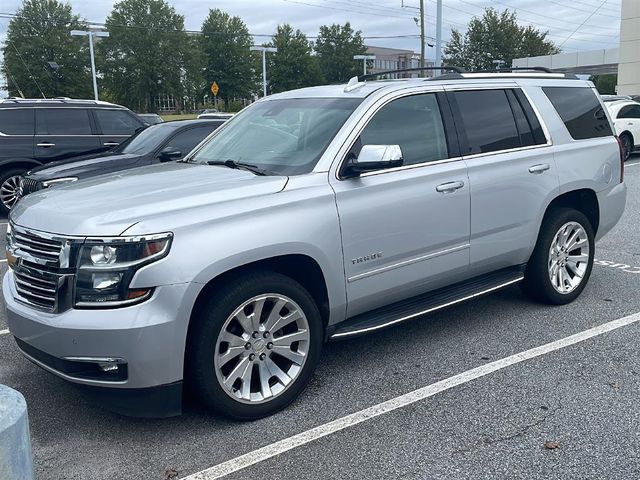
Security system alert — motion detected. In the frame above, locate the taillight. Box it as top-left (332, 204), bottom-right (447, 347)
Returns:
top-left (616, 136), bottom-right (625, 183)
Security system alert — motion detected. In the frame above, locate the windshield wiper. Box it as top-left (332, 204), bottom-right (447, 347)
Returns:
top-left (206, 159), bottom-right (268, 176)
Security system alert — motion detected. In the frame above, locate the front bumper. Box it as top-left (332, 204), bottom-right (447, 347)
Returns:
top-left (3, 271), bottom-right (195, 416)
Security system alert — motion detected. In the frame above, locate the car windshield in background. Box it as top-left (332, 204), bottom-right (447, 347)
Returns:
top-left (116, 124), bottom-right (171, 155)
top-left (190, 97), bottom-right (362, 175)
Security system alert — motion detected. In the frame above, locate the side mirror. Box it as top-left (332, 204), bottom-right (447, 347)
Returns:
top-left (159, 147), bottom-right (182, 162)
top-left (343, 144), bottom-right (403, 178)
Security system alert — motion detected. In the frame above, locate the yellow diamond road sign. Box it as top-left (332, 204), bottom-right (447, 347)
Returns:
top-left (211, 82), bottom-right (219, 96)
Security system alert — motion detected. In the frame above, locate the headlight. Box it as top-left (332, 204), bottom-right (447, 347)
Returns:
top-left (42, 177), bottom-right (78, 188)
top-left (74, 233), bottom-right (172, 307)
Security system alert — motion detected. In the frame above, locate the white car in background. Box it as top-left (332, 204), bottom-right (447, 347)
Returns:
top-left (605, 99), bottom-right (640, 160)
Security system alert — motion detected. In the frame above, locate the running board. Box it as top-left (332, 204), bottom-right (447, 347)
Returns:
top-left (329, 266), bottom-right (525, 340)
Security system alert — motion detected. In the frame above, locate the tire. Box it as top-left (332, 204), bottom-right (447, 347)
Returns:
top-left (620, 133), bottom-right (632, 161)
top-left (521, 208), bottom-right (594, 305)
top-left (0, 168), bottom-right (25, 215)
top-left (185, 271), bottom-right (323, 420)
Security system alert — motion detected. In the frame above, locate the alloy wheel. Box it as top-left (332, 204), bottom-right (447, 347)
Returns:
top-left (214, 294), bottom-right (310, 404)
top-left (548, 221), bottom-right (590, 294)
top-left (0, 175), bottom-right (22, 210)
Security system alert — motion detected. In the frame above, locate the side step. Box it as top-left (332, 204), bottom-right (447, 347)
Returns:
top-left (329, 265), bottom-right (525, 340)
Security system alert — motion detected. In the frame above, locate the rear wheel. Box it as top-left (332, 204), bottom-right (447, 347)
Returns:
top-left (620, 133), bottom-right (632, 161)
top-left (521, 208), bottom-right (594, 305)
top-left (185, 272), bottom-right (323, 420)
top-left (0, 168), bottom-right (25, 214)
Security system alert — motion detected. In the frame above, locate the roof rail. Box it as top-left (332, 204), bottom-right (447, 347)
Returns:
top-left (357, 66), bottom-right (466, 82)
top-left (465, 66), bottom-right (579, 79)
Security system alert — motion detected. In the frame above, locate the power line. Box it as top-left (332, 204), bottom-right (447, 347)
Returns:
top-left (8, 42), bottom-right (46, 98)
top-left (559, 0), bottom-right (611, 47)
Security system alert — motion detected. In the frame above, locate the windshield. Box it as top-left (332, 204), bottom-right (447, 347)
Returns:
top-left (190, 97), bottom-right (362, 175)
top-left (116, 124), bottom-right (172, 155)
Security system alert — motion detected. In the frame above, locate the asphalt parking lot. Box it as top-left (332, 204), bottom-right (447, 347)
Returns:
top-left (0, 155), bottom-right (639, 480)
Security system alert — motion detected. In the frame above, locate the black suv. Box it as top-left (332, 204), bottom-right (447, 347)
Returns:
top-left (0, 98), bottom-right (145, 213)
top-left (20, 119), bottom-right (226, 198)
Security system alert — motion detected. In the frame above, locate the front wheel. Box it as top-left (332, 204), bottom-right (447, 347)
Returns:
top-left (0, 168), bottom-right (25, 214)
top-left (185, 272), bottom-right (323, 420)
top-left (521, 208), bottom-right (594, 305)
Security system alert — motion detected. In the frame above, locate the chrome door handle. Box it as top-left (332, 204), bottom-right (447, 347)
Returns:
top-left (628, 122), bottom-right (634, 126)
top-left (103, 142), bottom-right (120, 147)
top-left (528, 163), bottom-right (550, 174)
top-left (36, 142), bottom-right (55, 148)
top-left (436, 181), bottom-right (465, 193)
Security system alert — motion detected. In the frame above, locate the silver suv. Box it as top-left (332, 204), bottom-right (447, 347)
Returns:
top-left (4, 69), bottom-right (627, 419)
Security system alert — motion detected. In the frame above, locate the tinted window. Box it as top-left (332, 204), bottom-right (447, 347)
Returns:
top-left (513, 89), bottom-right (547, 145)
top-left (452, 89), bottom-right (520, 154)
top-left (36, 108), bottom-right (92, 135)
top-left (359, 94), bottom-right (448, 166)
top-left (95, 109), bottom-right (141, 135)
top-left (543, 87), bottom-right (612, 140)
top-left (617, 105), bottom-right (640, 119)
top-left (164, 125), bottom-right (219, 157)
top-left (0, 109), bottom-right (34, 135)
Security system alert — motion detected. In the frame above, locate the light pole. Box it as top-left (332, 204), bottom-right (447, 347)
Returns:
top-left (250, 46), bottom-right (277, 97)
top-left (70, 29), bottom-right (109, 100)
top-left (353, 54), bottom-right (376, 75)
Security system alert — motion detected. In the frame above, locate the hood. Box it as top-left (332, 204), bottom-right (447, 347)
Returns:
top-left (28, 153), bottom-right (141, 180)
top-left (28, 150), bottom-right (114, 174)
top-left (11, 162), bottom-right (288, 236)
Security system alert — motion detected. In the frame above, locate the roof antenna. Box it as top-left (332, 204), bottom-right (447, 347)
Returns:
top-left (344, 76), bottom-right (365, 93)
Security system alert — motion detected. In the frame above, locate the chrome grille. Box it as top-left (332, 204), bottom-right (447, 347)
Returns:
top-left (20, 177), bottom-right (41, 196)
top-left (12, 227), bottom-right (63, 264)
top-left (13, 266), bottom-right (58, 310)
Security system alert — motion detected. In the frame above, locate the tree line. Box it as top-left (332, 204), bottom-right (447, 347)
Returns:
top-left (2, 0), bottom-right (563, 112)
top-left (2, 0), bottom-right (367, 111)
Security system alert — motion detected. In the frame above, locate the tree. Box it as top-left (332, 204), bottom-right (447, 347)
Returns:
top-left (200, 9), bottom-right (256, 106)
top-left (314, 23), bottom-right (366, 83)
top-left (2, 0), bottom-right (93, 98)
top-left (265, 24), bottom-right (323, 94)
top-left (590, 74), bottom-right (617, 95)
top-left (443, 8), bottom-right (560, 71)
top-left (98, 0), bottom-right (191, 112)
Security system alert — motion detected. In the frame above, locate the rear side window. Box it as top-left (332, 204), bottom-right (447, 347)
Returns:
top-left (451, 89), bottom-right (521, 155)
top-left (164, 125), bottom-right (219, 157)
top-left (617, 104), bottom-right (640, 119)
top-left (95, 109), bottom-right (142, 135)
top-left (543, 87), bottom-right (612, 140)
top-left (36, 108), bottom-right (92, 135)
top-left (359, 93), bottom-right (449, 166)
top-left (0, 109), bottom-right (35, 135)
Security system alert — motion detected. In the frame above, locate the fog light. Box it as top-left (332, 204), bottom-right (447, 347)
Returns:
top-left (92, 272), bottom-right (122, 290)
top-left (98, 362), bottom-right (119, 372)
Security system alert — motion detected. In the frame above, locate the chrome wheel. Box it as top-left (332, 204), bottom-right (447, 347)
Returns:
top-left (214, 294), bottom-right (310, 404)
top-left (548, 221), bottom-right (590, 294)
top-left (0, 175), bottom-right (21, 210)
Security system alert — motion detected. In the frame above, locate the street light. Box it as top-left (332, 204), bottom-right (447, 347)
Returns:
top-left (492, 59), bottom-right (506, 70)
top-left (70, 29), bottom-right (109, 100)
top-left (250, 46), bottom-right (277, 97)
top-left (353, 54), bottom-right (376, 75)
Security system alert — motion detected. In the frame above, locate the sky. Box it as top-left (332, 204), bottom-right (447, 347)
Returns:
top-left (0, 0), bottom-right (623, 94)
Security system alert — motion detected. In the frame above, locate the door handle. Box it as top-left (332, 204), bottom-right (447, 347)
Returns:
top-left (528, 163), bottom-right (550, 174)
top-left (36, 142), bottom-right (55, 148)
top-left (628, 122), bottom-right (634, 126)
top-left (103, 142), bottom-right (120, 147)
top-left (436, 181), bottom-right (465, 193)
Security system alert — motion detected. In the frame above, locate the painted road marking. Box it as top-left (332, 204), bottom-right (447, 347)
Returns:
top-left (183, 311), bottom-right (640, 480)
top-left (0, 329), bottom-right (9, 336)
top-left (595, 259), bottom-right (640, 274)
top-left (626, 161), bottom-right (640, 167)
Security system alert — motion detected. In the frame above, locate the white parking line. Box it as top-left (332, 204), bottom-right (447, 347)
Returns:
top-left (0, 329), bottom-right (9, 336)
top-left (183, 311), bottom-right (640, 480)
top-left (626, 161), bottom-right (640, 167)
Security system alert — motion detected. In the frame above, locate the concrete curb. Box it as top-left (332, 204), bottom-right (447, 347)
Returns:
top-left (0, 385), bottom-right (34, 480)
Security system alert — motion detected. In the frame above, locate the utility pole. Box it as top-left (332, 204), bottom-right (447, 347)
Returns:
top-left (435, 0), bottom-right (442, 72)
top-left (419, 0), bottom-right (425, 73)
top-left (250, 46), bottom-right (277, 97)
top-left (70, 29), bottom-right (109, 101)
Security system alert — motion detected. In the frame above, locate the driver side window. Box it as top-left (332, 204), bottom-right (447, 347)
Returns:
top-left (359, 93), bottom-right (448, 166)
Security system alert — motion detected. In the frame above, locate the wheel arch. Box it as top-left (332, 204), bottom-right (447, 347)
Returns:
top-left (0, 158), bottom-right (42, 173)
top-left (619, 130), bottom-right (634, 146)
top-left (188, 253), bottom-right (331, 337)
top-left (542, 188), bottom-right (600, 235)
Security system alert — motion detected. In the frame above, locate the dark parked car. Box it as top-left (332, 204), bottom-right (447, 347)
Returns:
top-left (0, 98), bottom-right (145, 213)
top-left (138, 113), bottom-right (164, 125)
top-left (19, 119), bottom-right (226, 198)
